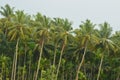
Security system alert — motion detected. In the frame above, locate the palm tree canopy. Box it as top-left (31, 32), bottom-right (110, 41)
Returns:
top-left (0, 4), bottom-right (14, 18)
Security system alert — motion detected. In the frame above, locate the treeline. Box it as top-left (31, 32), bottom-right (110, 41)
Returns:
top-left (0, 4), bottom-right (120, 80)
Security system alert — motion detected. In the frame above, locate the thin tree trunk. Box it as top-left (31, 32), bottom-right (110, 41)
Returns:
top-left (90, 66), bottom-right (93, 80)
top-left (28, 55), bottom-right (32, 80)
top-left (22, 44), bottom-right (27, 80)
top-left (97, 54), bottom-right (104, 80)
top-left (1, 61), bottom-right (3, 80)
top-left (17, 55), bottom-right (21, 80)
top-left (10, 38), bottom-right (19, 80)
top-left (0, 73), bottom-right (2, 80)
top-left (53, 44), bottom-right (57, 66)
top-left (116, 75), bottom-right (120, 80)
top-left (11, 50), bottom-right (16, 80)
top-left (40, 69), bottom-right (43, 80)
top-left (34, 40), bottom-right (44, 80)
top-left (56, 44), bottom-right (65, 80)
top-left (75, 42), bottom-right (87, 80)
top-left (13, 38), bottom-right (19, 80)
top-left (52, 44), bottom-right (57, 80)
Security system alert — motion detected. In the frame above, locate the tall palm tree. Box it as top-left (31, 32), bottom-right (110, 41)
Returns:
top-left (50, 18), bottom-right (73, 79)
top-left (8, 10), bottom-right (31, 80)
top-left (33, 13), bottom-right (51, 80)
top-left (51, 17), bottom-right (72, 65)
top-left (55, 31), bottom-right (71, 80)
top-left (96, 22), bottom-right (118, 80)
top-left (33, 28), bottom-right (49, 80)
top-left (75, 20), bottom-right (99, 80)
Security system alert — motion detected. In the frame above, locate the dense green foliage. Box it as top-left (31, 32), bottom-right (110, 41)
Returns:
top-left (0, 4), bottom-right (120, 80)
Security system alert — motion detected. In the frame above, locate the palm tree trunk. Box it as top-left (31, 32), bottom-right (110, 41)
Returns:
top-left (53, 44), bottom-right (57, 66)
top-left (52, 44), bottom-right (57, 80)
top-left (116, 74), bottom-right (120, 80)
top-left (11, 38), bottom-right (19, 80)
top-left (34, 40), bottom-right (44, 80)
top-left (22, 44), bottom-right (27, 80)
top-left (11, 51), bottom-right (15, 80)
top-left (75, 42), bottom-right (87, 80)
top-left (0, 72), bottom-right (2, 80)
top-left (97, 54), bottom-right (104, 80)
top-left (28, 55), bottom-right (32, 80)
top-left (13, 38), bottom-right (19, 80)
top-left (56, 44), bottom-right (65, 80)
top-left (1, 61), bottom-right (3, 80)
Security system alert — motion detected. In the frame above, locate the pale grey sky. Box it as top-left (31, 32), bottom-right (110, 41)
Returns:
top-left (0, 0), bottom-right (120, 32)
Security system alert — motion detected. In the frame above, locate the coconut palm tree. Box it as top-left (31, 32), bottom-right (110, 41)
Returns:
top-left (75, 20), bottom-right (99, 80)
top-left (50, 18), bottom-right (73, 79)
top-left (55, 31), bottom-right (70, 80)
top-left (96, 22), bottom-right (118, 80)
top-left (33, 13), bottom-right (51, 80)
top-left (33, 28), bottom-right (50, 80)
top-left (51, 17), bottom-right (72, 65)
top-left (8, 10), bottom-right (31, 80)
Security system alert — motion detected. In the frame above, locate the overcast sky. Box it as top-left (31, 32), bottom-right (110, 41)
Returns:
top-left (0, 0), bottom-right (120, 32)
